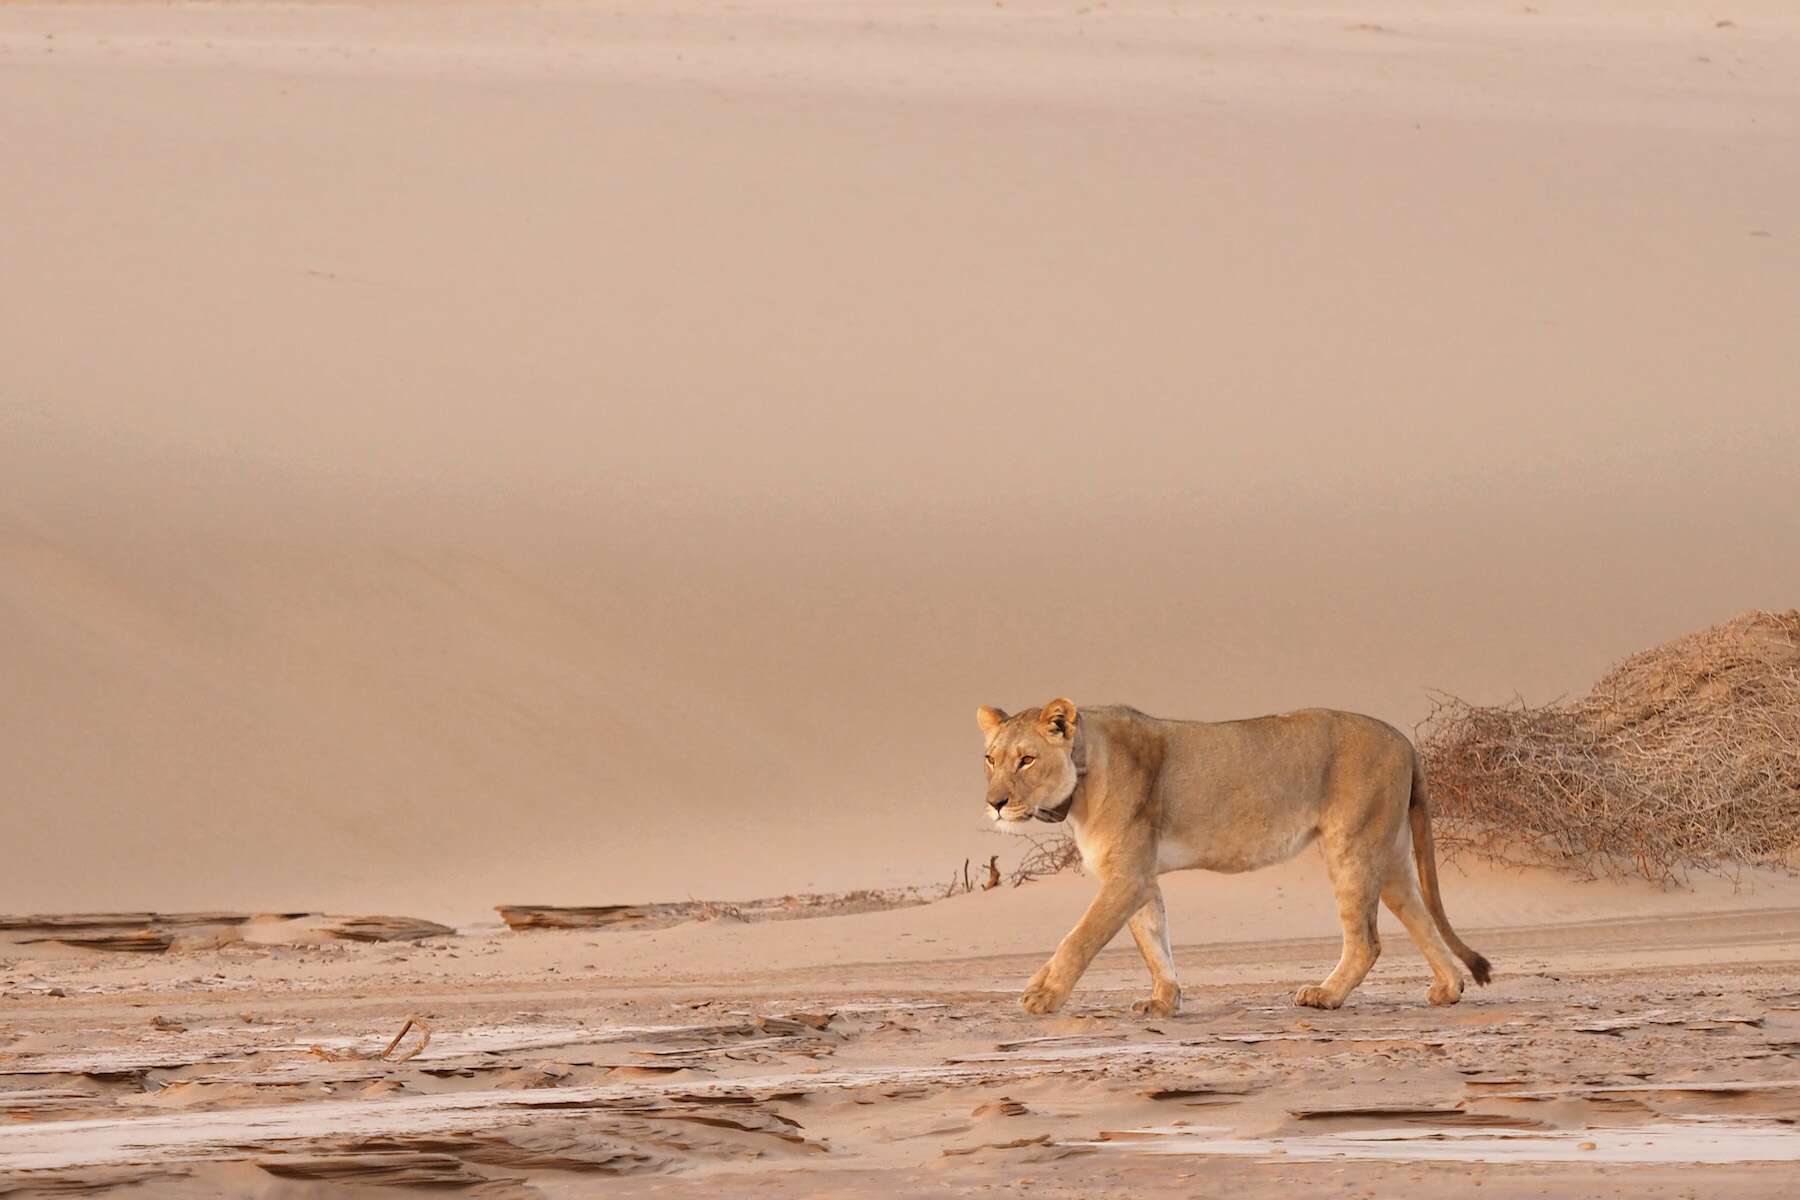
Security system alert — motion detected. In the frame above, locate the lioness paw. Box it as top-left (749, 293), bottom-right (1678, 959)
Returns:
top-left (1428, 979), bottom-right (1465, 1006)
top-left (1294, 985), bottom-right (1342, 1010)
top-left (1131, 990), bottom-right (1181, 1019)
top-left (1020, 983), bottom-right (1067, 1015)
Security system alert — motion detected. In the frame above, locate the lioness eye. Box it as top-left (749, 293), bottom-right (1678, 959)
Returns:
top-left (1018, 755), bottom-right (1035, 768)
top-left (984, 753), bottom-right (994, 765)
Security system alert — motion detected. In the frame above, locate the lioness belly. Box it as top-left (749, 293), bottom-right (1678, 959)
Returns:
top-left (1156, 824), bottom-right (1318, 874)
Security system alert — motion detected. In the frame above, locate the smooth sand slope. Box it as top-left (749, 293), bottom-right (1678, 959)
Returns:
top-left (3, 1), bottom-right (1799, 919)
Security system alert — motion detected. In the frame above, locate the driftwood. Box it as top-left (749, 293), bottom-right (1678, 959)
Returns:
top-left (3, 913), bottom-right (297, 954)
top-left (319, 916), bottom-right (455, 943)
top-left (496, 905), bottom-right (663, 931)
top-left (256, 1151), bottom-right (496, 1188)
top-left (0, 912), bottom-right (300, 932)
top-left (761, 1011), bottom-right (834, 1032)
top-left (496, 889), bottom-right (928, 933)
top-left (0, 1089), bottom-right (104, 1114)
top-left (16, 930), bottom-right (173, 953)
top-left (1, 912), bottom-right (450, 953)
top-left (309, 1015), bottom-right (432, 1065)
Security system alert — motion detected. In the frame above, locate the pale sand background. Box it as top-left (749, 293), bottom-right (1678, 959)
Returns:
top-left (2, 1), bottom-right (1798, 922)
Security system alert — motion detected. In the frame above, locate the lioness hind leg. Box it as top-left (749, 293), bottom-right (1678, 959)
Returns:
top-left (1127, 884), bottom-right (1180, 1018)
top-left (1382, 856), bottom-right (1466, 1006)
top-left (1297, 849), bottom-right (1382, 1010)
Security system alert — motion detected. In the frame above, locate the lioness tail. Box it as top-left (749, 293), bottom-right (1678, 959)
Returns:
top-left (1408, 759), bottom-right (1492, 986)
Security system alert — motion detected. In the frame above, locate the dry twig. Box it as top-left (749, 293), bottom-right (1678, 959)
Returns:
top-left (1008, 831), bottom-right (1083, 886)
top-left (309, 1015), bottom-right (432, 1065)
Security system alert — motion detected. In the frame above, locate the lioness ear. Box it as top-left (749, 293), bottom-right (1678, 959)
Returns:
top-left (976, 705), bottom-right (1009, 736)
top-left (1039, 698), bottom-right (1078, 740)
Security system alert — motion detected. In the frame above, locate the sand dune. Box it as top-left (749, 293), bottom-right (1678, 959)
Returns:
top-left (3, 1), bottom-right (1798, 922)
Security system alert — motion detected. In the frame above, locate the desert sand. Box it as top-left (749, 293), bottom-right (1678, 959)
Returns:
top-left (3, 1), bottom-right (1799, 1193)
top-left (3, 857), bottom-right (1800, 1194)
top-left (3, 0), bottom-right (1798, 919)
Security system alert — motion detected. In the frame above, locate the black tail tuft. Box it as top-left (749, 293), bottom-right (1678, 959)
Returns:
top-left (1468, 954), bottom-right (1493, 987)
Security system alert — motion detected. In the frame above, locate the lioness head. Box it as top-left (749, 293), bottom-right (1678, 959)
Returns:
top-left (976, 698), bottom-right (1081, 828)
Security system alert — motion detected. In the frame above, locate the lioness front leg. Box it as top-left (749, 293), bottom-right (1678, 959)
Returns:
top-left (1127, 883), bottom-right (1180, 1017)
top-left (1021, 878), bottom-right (1150, 1015)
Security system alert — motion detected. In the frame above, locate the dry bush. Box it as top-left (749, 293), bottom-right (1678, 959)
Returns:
top-left (1419, 610), bottom-right (1800, 883)
top-left (1008, 831), bottom-right (1083, 886)
top-left (693, 901), bottom-right (746, 922)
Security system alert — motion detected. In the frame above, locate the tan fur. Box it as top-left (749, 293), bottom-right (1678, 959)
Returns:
top-left (978, 700), bottom-right (1492, 1016)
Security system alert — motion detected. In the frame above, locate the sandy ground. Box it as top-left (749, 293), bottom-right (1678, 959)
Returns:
top-left (3, 859), bottom-right (1799, 1195)
top-left (3, 0), bottom-right (1800, 921)
top-left (4, 6), bottom-right (1798, 1190)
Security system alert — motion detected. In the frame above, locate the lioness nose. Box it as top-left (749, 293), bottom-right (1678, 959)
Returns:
top-left (988, 795), bottom-right (1008, 812)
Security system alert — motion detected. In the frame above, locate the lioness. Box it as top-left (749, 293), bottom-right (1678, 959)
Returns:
top-left (978, 699), bottom-right (1491, 1017)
